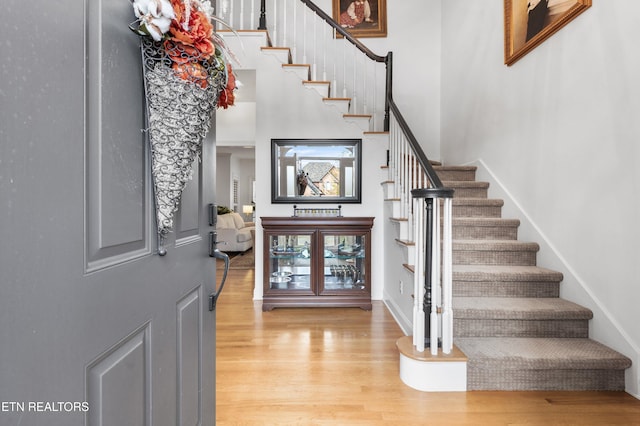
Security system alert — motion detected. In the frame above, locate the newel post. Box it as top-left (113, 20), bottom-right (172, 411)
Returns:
top-left (423, 197), bottom-right (434, 348)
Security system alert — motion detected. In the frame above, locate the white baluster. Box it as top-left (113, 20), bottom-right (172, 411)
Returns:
top-left (431, 196), bottom-right (441, 356)
top-left (403, 139), bottom-right (409, 219)
top-left (434, 196), bottom-right (442, 311)
top-left (399, 138), bottom-right (404, 218)
top-left (372, 62), bottom-right (377, 130)
top-left (331, 43), bottom-right (338, 98)
top-left (351, 44), bottom-right (357, 113)
top-left (395, 129), bottom-right (401, 201)
top-left (331, 30), bottom-right (338, 98)
top-left (292, 1), bottom-right (297, 62)
top-left (250, 0), bottom-right (255, 29)
top-left (272, 0), bottom-right (278, 46)
top-left (322, 23), bottom-right (328, 81)
top-left (415, 198), bottom-right (425, 352)
top-left (282, 0), bottom-right (287, 49)
top-left (229, 0), bottom-right (235, 29)
top-left (302, 7), bottom-right (307, 64)
top-left (389, 118), bottom-right (395, 186)
top-left (412, 197), bottom-right (419, 348)
top-left (441, 197), bottom-right (454, 354)
top-left (311, 13), bottom-right (317, 80)
top-left (396, 133), bottom-right (404, 201)
top-left (362, 54), bottom-right (367, 115)
top-left (342, 39), bottom-right (344, 97)
top-left (398, 135), bottom-right (403, 215)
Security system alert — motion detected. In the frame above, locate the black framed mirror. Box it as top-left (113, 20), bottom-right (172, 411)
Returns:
top-left (271, 139), bottom-right (362, 204)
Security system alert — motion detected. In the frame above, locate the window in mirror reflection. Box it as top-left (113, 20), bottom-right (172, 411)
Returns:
top-left (272, 139), bottom-right (362, 204)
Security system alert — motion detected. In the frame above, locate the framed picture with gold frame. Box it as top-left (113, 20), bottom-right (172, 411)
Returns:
top-left (504, 0), bottom-right (591, 66)
top-left (333, 0), bottom-right (387, 38)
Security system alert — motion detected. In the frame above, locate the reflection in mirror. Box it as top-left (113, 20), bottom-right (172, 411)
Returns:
top-left (271, 139), bottom-right (362, 204)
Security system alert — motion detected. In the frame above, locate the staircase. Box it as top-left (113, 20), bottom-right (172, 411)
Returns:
top-left (255, 44), bottom-right (633, 388)
top-left (218, 0), bottom-right (632, 392)
top-left (433, 165), bottom-right (632, 390)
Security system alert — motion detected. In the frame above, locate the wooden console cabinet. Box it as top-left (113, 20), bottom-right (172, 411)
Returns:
top-left (261, 216), bottom-right (374, 311)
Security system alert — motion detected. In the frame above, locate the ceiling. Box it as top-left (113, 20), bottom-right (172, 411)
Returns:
top-left (216, 145), bottom-right (255, 159)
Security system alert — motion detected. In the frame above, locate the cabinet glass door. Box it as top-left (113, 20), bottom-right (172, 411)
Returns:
top-left (320, 233), bottom-right (367, 294)
top-left (266, 233), bottom-right (313, 293)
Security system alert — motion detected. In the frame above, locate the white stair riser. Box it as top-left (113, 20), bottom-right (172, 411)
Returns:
top-left (283, 65), bottom-right (310, 80)
top-left (399, 354), bottom-right (467, 392)
top-left (262, 48), bottom-right (291, 64)
top-left (303, 82), bottom-right (330, 97)
top-left (322, 99), bottom-right (350, 114)
top-left (343, 115), bottom-right (371, 131)
top-left (381, 181), bottom-right (395, 199)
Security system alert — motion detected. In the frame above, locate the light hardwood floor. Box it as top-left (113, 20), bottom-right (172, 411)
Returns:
top-left (215, 267), bottom-right (640, 425)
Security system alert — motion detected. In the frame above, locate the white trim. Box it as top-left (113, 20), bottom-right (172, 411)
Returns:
top-left (383, 298), bottom-right (411, 336)
top-left (398, 354), bottom-right (467, 392)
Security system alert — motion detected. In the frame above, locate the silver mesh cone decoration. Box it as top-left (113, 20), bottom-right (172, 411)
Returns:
top-left (130, 0), bottom-right (237, 255)
top-left (141, 39), bottom-right (226, 253)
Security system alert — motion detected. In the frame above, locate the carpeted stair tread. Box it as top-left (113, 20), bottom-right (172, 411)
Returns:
top-left (453, 217), bottom-right (520, 227)
top-left (433, 165), bottom-right (477, 181)
top-left (453, 240), bottom-right (539, 266)
top-left (455, 337), bottom-right (632, 371)
top-left (443, 181), bottom-right (489, 189)
top-left (453, 198), bottom-right (503, 207)
top-left (450, 198), bottom-right (504, 218)
top-left (454, 240), bottom-right (539, 252)
top-left (453, 264), bottom-right (563, 282)
top-left (441, 181), bottom-right (489, 198)
top-left (452, 218), bottom-right (520, 240)
top-left (453, 297), bottom-right (593, 320)
top-left (433, 165), bottom-right (477, 172)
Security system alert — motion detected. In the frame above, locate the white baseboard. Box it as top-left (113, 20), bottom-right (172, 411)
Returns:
top-left (383, 296), bottom-right (411, 336)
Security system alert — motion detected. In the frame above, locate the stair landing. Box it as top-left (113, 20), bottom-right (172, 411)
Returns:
top-left (396, 336), bottom-right (467, 392)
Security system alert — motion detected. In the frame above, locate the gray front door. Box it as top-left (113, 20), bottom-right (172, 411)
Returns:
top-left (0, 1), bottom-right (217, 425)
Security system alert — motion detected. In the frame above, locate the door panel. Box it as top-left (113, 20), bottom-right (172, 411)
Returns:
top-left (0, 0), bottom-right (217, 424)
top-left (86, 324), bottom-right (150, 425)
top-left (86, 0), bottom-right (150, 269)
top-left (177, 161), bottom-right (202, 242)
top-left (177, 289), bottom-right (202, 426)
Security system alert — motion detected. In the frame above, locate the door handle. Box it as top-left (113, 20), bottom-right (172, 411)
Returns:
top-left (209, 231), bottom-right (229, 311)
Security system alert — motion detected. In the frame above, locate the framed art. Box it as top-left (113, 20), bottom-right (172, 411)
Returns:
top-left (333, 0), bottom-right (387, 38)
top-left (504, 0), bottom-right (591, 66)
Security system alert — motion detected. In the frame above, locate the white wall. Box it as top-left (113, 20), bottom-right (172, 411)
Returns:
top-left (215, 153), bottom-right (231, 208)
top-left (238, 157), bottom-right (255, 217)
top-left (440, 0), bottom-right (640, 396)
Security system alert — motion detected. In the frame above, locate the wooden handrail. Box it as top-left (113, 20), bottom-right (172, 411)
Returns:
top-left (387, 97), bottom-right (449, 191)
top-left (298, 0), bottom-right (387, 63)
top-left (297, 0), bottom-right (392, 131)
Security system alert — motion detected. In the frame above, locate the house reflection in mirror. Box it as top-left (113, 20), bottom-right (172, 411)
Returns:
top-left (271, 139), bottom-right (362, 204)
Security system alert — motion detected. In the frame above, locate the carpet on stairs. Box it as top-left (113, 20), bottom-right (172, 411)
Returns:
top-left (430, 165), bottom-right (632, 391)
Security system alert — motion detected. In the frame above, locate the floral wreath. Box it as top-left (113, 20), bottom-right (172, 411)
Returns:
top-left (129, 0), bottom-right (239, 254)
top-left (129, 0), bottom-right (237, 108)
